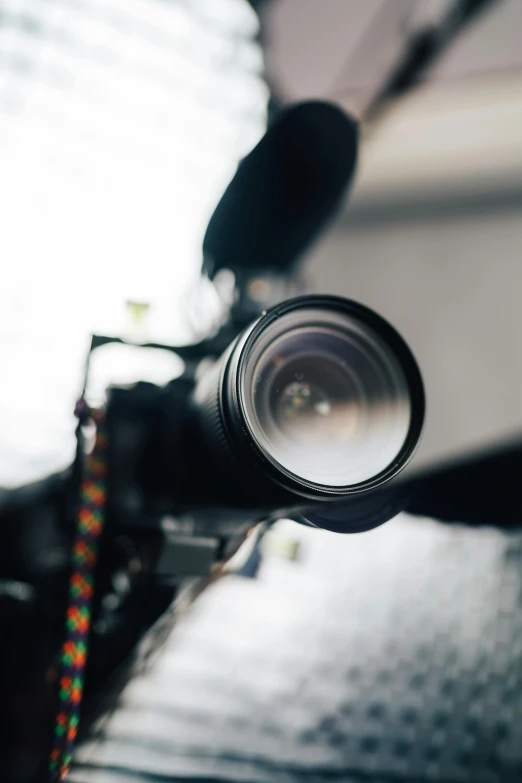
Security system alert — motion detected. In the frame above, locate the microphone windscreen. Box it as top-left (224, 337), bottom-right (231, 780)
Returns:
top-left (203, 100), bottom-right (358, 276)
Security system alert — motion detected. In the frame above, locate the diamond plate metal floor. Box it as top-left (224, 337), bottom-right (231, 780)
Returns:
top-left (71, 514), bottom-right (522, 783)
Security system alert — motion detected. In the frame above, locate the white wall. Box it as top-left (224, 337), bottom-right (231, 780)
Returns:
top-left (304, 203), bottom-right (522, 476)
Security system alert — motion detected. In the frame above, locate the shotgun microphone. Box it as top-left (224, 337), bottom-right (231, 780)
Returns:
top-left (203, 100), bottom-right (358, 277)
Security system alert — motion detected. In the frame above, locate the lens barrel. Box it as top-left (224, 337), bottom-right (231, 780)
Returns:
top-left (194, 295), bottom-right (424, 504)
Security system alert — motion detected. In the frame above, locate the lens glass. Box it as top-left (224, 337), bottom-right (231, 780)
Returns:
top-left (241, 308), bottom-right (412, 487)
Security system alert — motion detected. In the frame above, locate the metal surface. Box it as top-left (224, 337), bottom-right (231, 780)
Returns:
top-left (71, 514), bottom-right (522, 782)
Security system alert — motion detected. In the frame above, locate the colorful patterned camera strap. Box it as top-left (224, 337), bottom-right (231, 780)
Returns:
top-left (50, 402), bottom-right (108, 781)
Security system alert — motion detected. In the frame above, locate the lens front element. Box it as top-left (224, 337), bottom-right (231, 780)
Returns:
top-left (240, 306), bottom-right (415, 489)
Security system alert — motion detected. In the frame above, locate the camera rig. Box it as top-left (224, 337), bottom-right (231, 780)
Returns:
top-left (1, 100), bottom-right (428, 782)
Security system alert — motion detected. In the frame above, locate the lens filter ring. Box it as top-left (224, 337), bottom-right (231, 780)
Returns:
top-left (220, 295), bottom-right (424, 500)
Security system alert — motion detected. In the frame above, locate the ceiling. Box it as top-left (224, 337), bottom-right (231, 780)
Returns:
top-left (258, 0), bottom-right (522, 208)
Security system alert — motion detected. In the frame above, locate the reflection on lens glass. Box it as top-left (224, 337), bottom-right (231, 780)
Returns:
top-left (272, 357), bottom-right (360, 446)
top-left (277, 380), bottom-right (334, 439)
top-left (242, 308), bottom-right (412, 487)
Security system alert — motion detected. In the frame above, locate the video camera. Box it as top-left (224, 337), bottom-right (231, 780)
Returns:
top-left (78, 101), bottom-right (424, 582)
top-left (0, 100), bottom-right (426, 783)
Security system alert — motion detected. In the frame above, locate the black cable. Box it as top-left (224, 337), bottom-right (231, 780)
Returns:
top-left (365, 0), bottom-right (499, 120)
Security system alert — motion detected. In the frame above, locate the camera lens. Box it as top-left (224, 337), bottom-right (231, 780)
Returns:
top-left (196, 296), bottom-right (424, 500)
